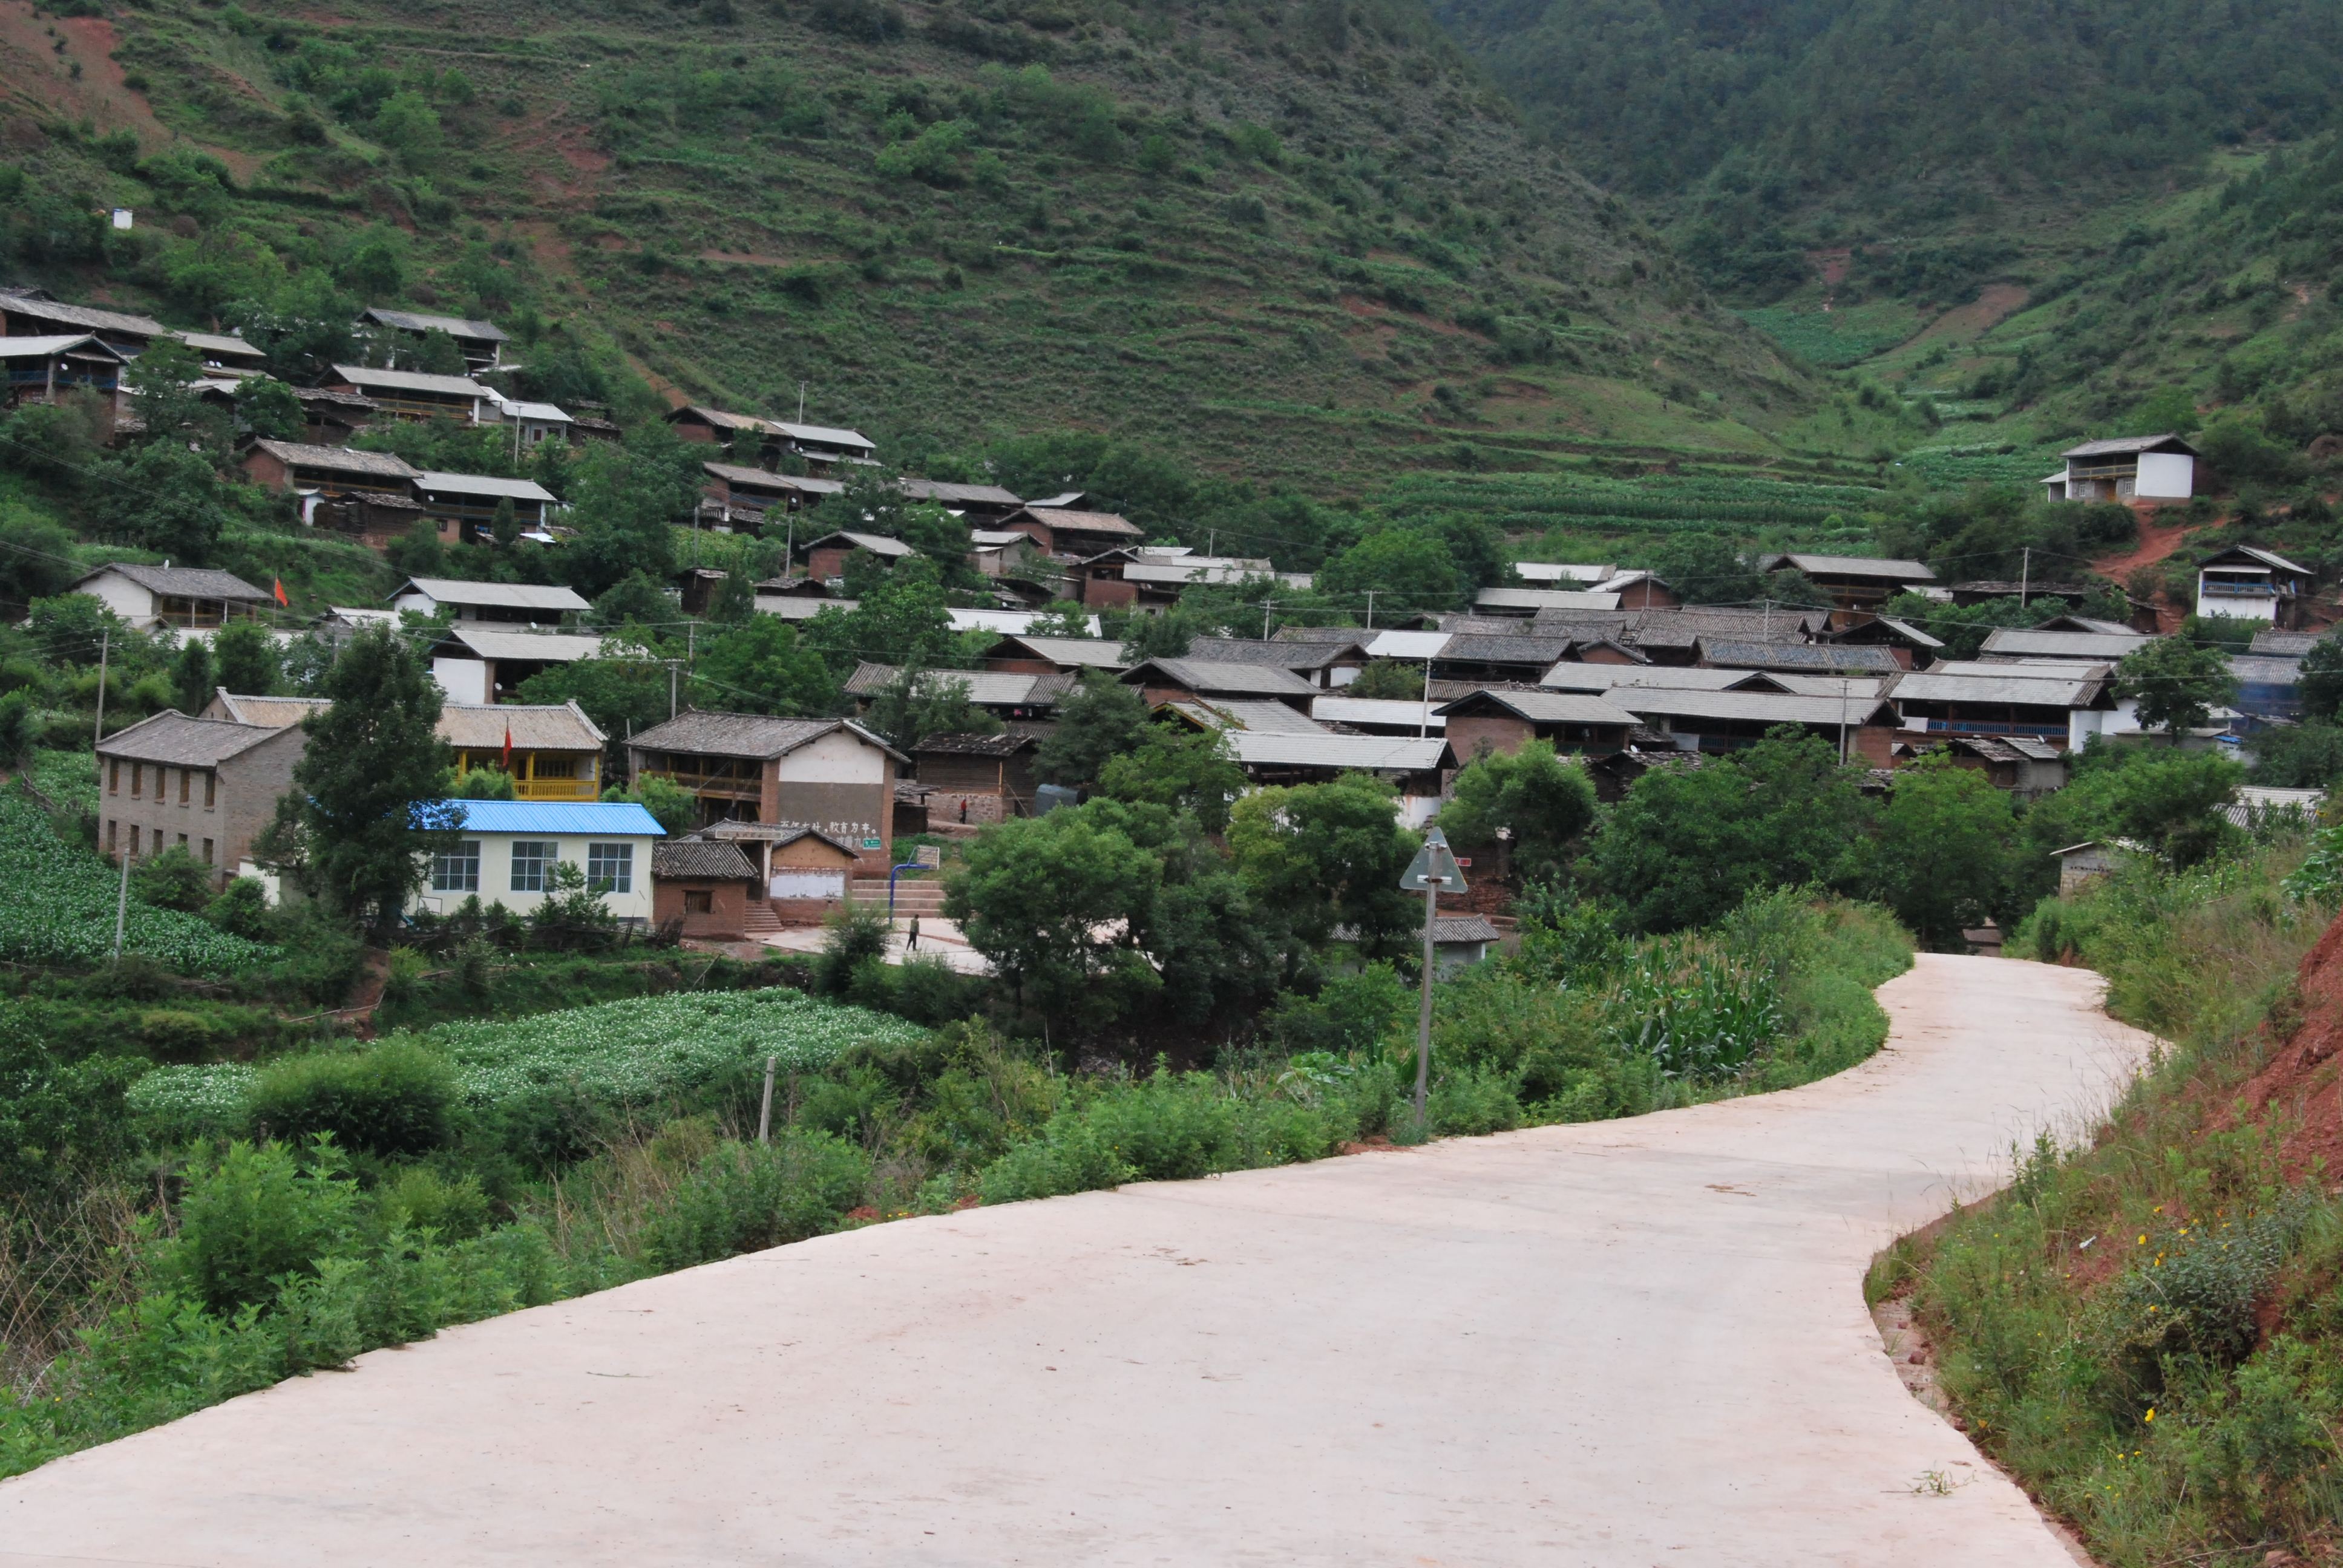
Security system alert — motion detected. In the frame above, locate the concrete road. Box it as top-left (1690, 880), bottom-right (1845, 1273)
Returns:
top-left (0, 955), bottom-right (2148, 1567)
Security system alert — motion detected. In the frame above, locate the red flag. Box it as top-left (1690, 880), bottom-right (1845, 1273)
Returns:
top-left (271, 577), bottom-right (289, 607)
top-left (500, 721), bottom-right (514, 771)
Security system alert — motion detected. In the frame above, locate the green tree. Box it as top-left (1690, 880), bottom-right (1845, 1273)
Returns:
top-left (2247, 720), bottom-right (2343, 788)
top-left (413, 327), bottom-right (467, 377)
top-left (1853, 754), bottom-right (2015, 947)
top-left (0, 506), bottom-right (79, 615)
top-left (1026, 601), bottom-right (1094, 638)
top-left (2022, 745), bottom-right (2245, 871)
top-left (1318, 527), bottom-right (1460, 619)
top-left (1437, 740), bottom-right (1597, 879)
top-left (1654, 537), bottom-right (1761, 605)
top-left (490, 495), bottom-right (522, 549)
top-left (1880, 592), bottom-right (2042, 661)
top-left (519, 657), bottom-right (673, 773)
top-left (449, 765), bottom-right (517, 799)
top-left (1584, 728), bottom-right (1871, 932)
top-left (692, 613), bottom-right (839, 716)
top-left (238, 376), bottom-right (304, 442)
top-left (591, 570), bottom-right (670, 632)
top-left (128, 338), bottom-right (231, 454)
top-left (261, 626), bottom-right (459, 934)
top-left (862, 666), bottom-right (1004, 753)
top-left (1034, 670), bottom-right (1152, 787)
top-left (1345, 659), bottom-right (1425, 700)
top-left (805, 559), bottom-right (955, 672)
top-left (601, 773), bottom-right (697, 835)
top-left (111, 442), bottom-right (228, 563)
top-left (1228, 773), bottom-right (1419, 958)
top-left (563, 439), bottom-right (694, 598)
top-left (1097, 724), bottom-right (1246, 835)
top-left (212, 621), bottom-right (280, 696)
top-left (942, 801), bottom-right (1168, 1029)
top-left (2298, 638), bottom-right (2343, 722)
top-left (2114, 637), bottom-right (2240, 742)
top-left (169, 636), bottom-right (214, 714)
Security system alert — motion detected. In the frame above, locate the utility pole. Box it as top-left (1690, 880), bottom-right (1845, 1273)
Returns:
top-left (757, 1054), bottom-right (778, 1144)
top-left (92, 628), bottom-right (108, 752)
top-left (1416, 871), bottom-right (1438, 1125)
top-left (1419, 656), bottom-right (1434, 738)
top-left (669, 663), bottom-right (678, 720)
top-left (1261, 598), bottom-right (1275, 640)
top-left (111, 848), bottom-right (130, 962)
top-left (797, 383), bottom-right (807, 422)
top-left (1364, 589), bottom-right (1378, 630)
top-left (2019, 546), bottom-right (2030, 610)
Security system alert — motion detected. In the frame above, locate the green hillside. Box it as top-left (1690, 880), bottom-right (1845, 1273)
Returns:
top-left (0, 0), bottom-right (1823, 499)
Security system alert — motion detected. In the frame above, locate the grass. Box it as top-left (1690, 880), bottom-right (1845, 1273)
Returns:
top-left (1740, 302), bottom-right (1924, 369)
top-left (1876, 841), bottom-right (2343, 1568)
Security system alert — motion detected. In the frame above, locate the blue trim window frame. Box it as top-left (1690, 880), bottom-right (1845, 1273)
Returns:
top-left (586, 841), bottom-right (633, 894)
top-left (431, 839), bottom-right (480, 893)
top-left (510, 840), bottom-right (557, 893)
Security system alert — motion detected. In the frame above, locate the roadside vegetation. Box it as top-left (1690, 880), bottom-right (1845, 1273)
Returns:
top-left (1872, 822), bottom-right (2343, 1568)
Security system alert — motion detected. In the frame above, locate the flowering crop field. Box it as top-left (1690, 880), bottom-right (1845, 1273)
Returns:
top-left (1378, 469), bottom-right (1887, 538)
top-left (128, 988), bottom-right (924, 1133)
top-left (0, 791), bottom-right (276, 976)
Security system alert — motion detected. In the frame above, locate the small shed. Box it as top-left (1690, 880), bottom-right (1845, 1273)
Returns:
top-left (650, 837), bottom-right (762, 941)
top-left (703, 822), bottom-right (864, 922)
top-left (912, 731), bottom-right (1041, 825)
top-left (1431, 915), bottom-right (1501, 976)
top-left (2051, 840), bottom-right (2139, 899)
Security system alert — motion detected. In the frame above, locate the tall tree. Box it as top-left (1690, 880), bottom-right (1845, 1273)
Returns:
top-left (1437, 740), bottom-right (1598, 880)
top-left (1228, 773), bottom-right (1420, 958)
top-left (2114, 638), bottom-right (2240, 743)
top-left (1853, 754), bottom-right (2017, 948)
top-left (169, 636), bottom-right (214, 714)
top-left (212, 621), bottom-right (281, 696)
top-left (263, 626), bottom-right (459, 935)
top-left (1034, 671), bottom-right (1152, 787)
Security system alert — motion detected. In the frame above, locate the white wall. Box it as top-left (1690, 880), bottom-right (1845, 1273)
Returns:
top-left (410, 831), bottom-right (657, 924)
top-left (775, 728), bottom-right (886, 785)
top-left (74, 572), bottom-right (156, 627)
top-left (431, 656), bottom-right (491, 705)
top-left (2070, 701), bottom-right (2146, 750)
top-left (2195, 584), bottom-right (2276, 623)
top-left (2135, 452), bottom-right (2195, 500)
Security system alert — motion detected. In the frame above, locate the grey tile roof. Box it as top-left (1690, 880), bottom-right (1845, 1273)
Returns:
top-left (416, 471), bottom-right (557, 503)
top-left (1598, 687), bottom-right (1893, 727)
top-left (330, 364), bottom-right (488, 397)
top-left (845, 664), bottom-right (1075, 707)
top-left (0, 287), bottom-right (165, 338)
top-left (802, 530), bottom-right (914, 558)
top-left (1126, 658), bottom-right (1319, 697)
top-left (1276, 626), bottom-right (1377, 644)
top-left (1018, 508), bottom-right (1142, 537)
top-left (396, 578), bottom-right (591, 613)
top-left (78, 563), bottom-right (271, 603)
top-left (250, 439), bottom-right (421, 480)
top-left (911, 730), bottom-right (1037, 756)
top-left (988, 636), bottom-right (1129, 669)
top-left (1759, 553), bottom-right (1937, 581)
top-left (97, 711), bottom-right (289, 766)
top-left (652, 838), bottom-right (761, 880)
top-left (1432, 915), bottom-right (1501, 944)
top-left (1474, 587), bottom-right (1622, 612)
top-left (1181, 636), bottom-right (1365, 668)
top-left (209, 693), bottom-right (332, 728)
top-left (2250, 629), bottom-right (2325, 656)
top-left (1700, 640), bottom-right (1901, 673)
top-left (1225, 732), bottom-right (1451, 772)
top-left (1977, 629), bottom-right (2151, 660)
top-left (1438, 635), bottom-right (1575, 665)
top-left (1435, 690), bottom-right (1639, 726)
top-left (1198, 699), bottom-right (1334, 734)
top-left (437, 627), bottom-right (613, 662)
top-left (362, 307), bottom-right (508, 342)
top-left (628, 711), bottom-right (906, 762)
top-left (1891, 668), bottom-right (2105, 707)
top-left (2061, 433), bottom-right (2193, 458)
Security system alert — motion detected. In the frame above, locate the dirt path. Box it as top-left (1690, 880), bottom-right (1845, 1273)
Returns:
top-left (0, 956), bottom-right (2152, 1567)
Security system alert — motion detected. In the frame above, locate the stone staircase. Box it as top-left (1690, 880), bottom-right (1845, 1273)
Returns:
top-left (741, 900), bottom-right (784, 936)
top-left (851, 877), bottom-right (946, 918)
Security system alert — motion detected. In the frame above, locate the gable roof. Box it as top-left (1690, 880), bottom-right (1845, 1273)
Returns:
top-left (900, 477), bottom-right (1022, 508)
top-left (911, 730), bottom-right (1041, 756)
top-left (2061, 433), bottom-right (2196, 459)
top-left (0, 333), bottom-right (125, 362)
top-left (1700, 639), bottom-right (1901, 673)
top-left (799, 530), bottom-right (915, 560)
top-left (1014, 507), bottom-right (1144, 538)
top-left (2203, 543), bottom-right (2314, 577)
top-left (1223, 732), bottom-right (1451, 773)
top-left (1438, 634), bottom-right (1575, 666)
top-left (1598, 687), bottom-right (1895, 727)
top-left (361, 307), bottom-right (509, 343)
top-left (1122, 658), bottom-right (1318, 697)
top-left (416, 471), bottom-right (559, 503)
top-left (844, 664), bottom-right (1075, 707)
top-left (1473, 587), bottom-right (1623, 613)
top-left (0, 287), bottom-right (164, 338)
top-left (985, 635), bottom-right (1130, 670)
top-left (434, 627), bottom-right (615, 664)
top-left (1181, 636), bottom-right (1366, 670)
top-left (652, 838), bottom-right (761, 881)
top-left (2250, 629), bottom-right (2327, 656)
top-left (1758, 553), bottom-right (1936, 582)
top-left (76, 563), bottom-right (271, 603)
top-left (437, 701), bottom-right (605, 750)
top-left (394, 578), bottom-right (590, 613)
top-left (1310, 696), bottom-right (1445, 731)
top-left (1892, 666), bottom-right (2108, 707)
top-left (1165, 698), bottom-right (1334, 736)
top-left (1434, 690), bottom-right (1639, 727)
top-left (626, 711), bottom-right (907, 763)
top-left (329, 364), bottom-right (489, 398)
top-left (1432, 915), bottom-right (1502, 944)
top-left (249, 439), bottom-right (421, 480)
top-left (96, 710), bottom-right (295, 766)
top-left (703, 461), bottom-right (843, 497)
top-left (772, 420), bottom-right (877, 452)
top-left (1977, 628), bottom-right (2152, 661)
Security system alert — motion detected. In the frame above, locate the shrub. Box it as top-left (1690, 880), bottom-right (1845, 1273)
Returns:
top-left (159, 1140), bottom-right (362, 1315)
top-left (244, 1041), bottom-right (457, 1157)
top-left (814, 900), bottom-right (890, 995)
top-left (635, 1131), bottom-right (870, 1271)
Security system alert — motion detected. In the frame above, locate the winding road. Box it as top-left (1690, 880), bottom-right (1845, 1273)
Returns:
top-left (0, 954), bottom-right (2149, 1566)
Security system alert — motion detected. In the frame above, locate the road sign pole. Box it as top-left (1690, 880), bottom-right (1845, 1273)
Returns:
top-left (1415, 875), bottom-right (1438, 1128)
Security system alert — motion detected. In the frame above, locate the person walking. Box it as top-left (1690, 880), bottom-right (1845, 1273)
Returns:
top-left (906, 915), bottom-right (921, 952)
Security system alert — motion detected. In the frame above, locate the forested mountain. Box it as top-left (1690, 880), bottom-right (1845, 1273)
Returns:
top-left (1432, 0), bottom-right (2343, 305)
top-left (0, 0), bottom-right (1807, 492)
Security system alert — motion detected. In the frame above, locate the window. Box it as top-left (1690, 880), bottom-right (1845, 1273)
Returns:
top-left (177, 833), bottom-right (188, 848)
top-left (509, 840), bottom-right (555, 893)
top-left (108, 760), bottom-right (119, 794)
top-left (431, 840), bottom-right (481, 893)
top-left (105, 818), bottom-right (116, 851)
top-left (586, 842), bottom-right (632, 894)
top-left (130, 763), bottom-right (142, 798)
top-left (202, 838), bottom-right (214, 866)
top-left (532, 756), bottom-right (577, 780)
top-left (683, 889), bottom-right (713, 914)
top-left (204, 772), bottom-right (216, 809)
top-left (179, 769), bottom-right (190, 805)
top-left (128, 826), bottom-right (139, 855)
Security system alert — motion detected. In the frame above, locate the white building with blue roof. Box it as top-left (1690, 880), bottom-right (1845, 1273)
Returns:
top-left (410, 799), bottom-right (666, 926)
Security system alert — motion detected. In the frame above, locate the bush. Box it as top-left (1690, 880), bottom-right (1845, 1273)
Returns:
top-left (206, 878), bottom-right (272, 940)
top-left (814, 900), bottom-right (889, 995)
top-left (159, 1140), bottom-right (362, 1315)
top-left (244, 1041), bottom-right (457, 1157)
top-left (635, 1130), bottom-right (870, 1271)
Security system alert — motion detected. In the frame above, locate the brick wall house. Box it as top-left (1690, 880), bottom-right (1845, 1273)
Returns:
top-left (96, 711), bottom-right (309, 885)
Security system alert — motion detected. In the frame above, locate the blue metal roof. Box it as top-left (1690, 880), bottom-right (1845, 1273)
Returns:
top-left (430, 800), bottom-right (666, 837)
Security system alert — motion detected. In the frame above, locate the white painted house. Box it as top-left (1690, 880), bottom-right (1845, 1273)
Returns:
top-left (71, 563), bottom-right (274, 635)
top-left (2195, 544), bottom-right (2314, 626)
top-left (391, 577), bottom-right (589, 626)
top-left (2042, 434), bottom-right (2198, 503)
top-left (411, 799), bottom-right (664, 926)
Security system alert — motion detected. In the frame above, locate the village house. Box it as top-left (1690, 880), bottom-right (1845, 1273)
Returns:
top-left (2053, 840), bottom-right (2139, 897)
top-left (1156, 696), bottom-right (1334, 737)
top-left (1889, 663), bottom-right (2126, 750)
top-left (1947, 580), bottom-right (2093, 609)
top-left (794, 530), bottom-right (917, 581)
top-left (1432, 634), bottom-right (1575, 685)
top-left (911, 731), bottom-right (1043, 825)
top-left (2041, 434), bottom-right (2198, 505)
top-left (1223, 732), bottom-right (1454, 826)
top-left (97, 710), bottom-right (307, 885)
top-left (359, 308), bottom-right (511, 372)
top-left (292, 387), bottom-right (378, 445)
top-left (0, 287), bottom-right (263, 369)
top-left (1696, 639), bottom-right (1902, 676)
top-left (1122, 658), bottom-right (1319, 711)
top-left (1976, 625), bottom-right (2153, 663)
top-left (0, 334), bottom-right (126, 425)
top-left (697, 823), bottom-right (868, 924)
top-left (1589, 570), bottom-right (1678, 610)
top-left (1429, 915), bottom-right (1501, 976)
top-left (1754, 554), bottom-right (1938, 614)
top-left (844, 664), bottom-right (1075, 724)
top-left (199, 691), bottom-right (329, 729)
top-left (2229, 653), bottom-right (2303, 726)
top-left (1309, 696), bottom-right (1446, 736)
top-left (1473, 587), bottom-right (1623, 617)
top-left (983, 635), bottom-right (1130, 675)
top-left (427, 626), bottom-right (614, 705)
top-left (2194, 544), bottom-right (2313, 627)
top-left (649, 835), bottom-right (765, 939)
top-left (1594, 685), bottom-right (1899, 762)
top-left (1179, 635), bottom-right (1369, 689)
top-left (698, 463), bottom-right (842, 531)
top-left (1818, 615), bottom-right (1943, 670)
top-left (411, 799), bottom-right (663, 927)
top-left (242, 438), bottom-right (420, 502)
top-left (415, 472), bottom-right (558, 540)
top-left (899, 477), bottom-right (1026, 524)
top-left (1928, 736), bottom-right (2070, 800)
top-left (72, 564), bottom-right (272, 635)
top-left (969, 529), bottom-right (1044, 578)
top-left (483, 392), bottom-right (574, 450)
top-left (438, 702), bottom-right (608, 799)
top-left (1434, 690), bottom-right (1638, 760)
top-left (1001, 506), bottom-right (1147, 561)
top-left (624, 712), bottom-right (905, 868)
top-left (326, 364), bottom-right (491, 423)
top-left (392, 577), bottom-right (588, 626)
top-left (663, 407), bottom-right (880, 474)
